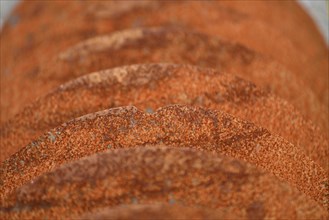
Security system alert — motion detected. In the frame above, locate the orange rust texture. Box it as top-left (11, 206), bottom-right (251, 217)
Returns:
top-left (220, 1), bottom-right (329, 108)
top-left (1, 1), bottom-right (327, 130)
top-left (1, 147), bottom-right (327, 219)
top-left (1, 64), bottom-right (327, 173)
top-left (78, 204), bottom-right (241, 220)
top-left (1, 105), bottom-right (327, 208)
top-left (0, 1), bottom-right (328, 219)
top-left (2, 27), bottom-right (325, 132)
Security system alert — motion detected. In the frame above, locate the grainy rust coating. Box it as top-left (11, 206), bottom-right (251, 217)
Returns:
top-left (1, 1), bottom-right (327, 131)
top-left (1, 64), bottom-right (327, 173)
top-left (220, 1), bottom-right (329, 107)
top-left (44, 27), bottom-right (325, 130)
top-left (3, 25), bottom-right (326, 132)
top-left (0, 1), bottom-right (328, 219)
top-left (1, 147), bottom-right (327, 219)
top-left (78, 204), bottom-right (240, 220)
top-left (1, 105), bottom-right (327, 207)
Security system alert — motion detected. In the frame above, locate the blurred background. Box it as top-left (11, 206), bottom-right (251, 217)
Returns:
top-left (1, 0), bottom-right (328, 44)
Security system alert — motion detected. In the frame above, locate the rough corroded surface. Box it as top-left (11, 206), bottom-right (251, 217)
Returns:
top-left (226, 1), bottom-right (327, 53)
top-left (1, 105), bottom-right (327, 207)
top-left (1, 64), bottom-right (327, 173)
top-left (220, 0), bottom-right (329, 108)
top-left (1, 1), bottom-right (328, 219)
top-left (220, 1), bottom-right (329, 74)
top-left (32, 28), bottom-right (327, 131)
top-left (0, 0), bottom-right (161, 123)
top-left (1, 1), bottom-right (327, 130)
top-left (1, 147), bottom-right (327, 219)
top-left (78, 204), bottom-right (240, 220)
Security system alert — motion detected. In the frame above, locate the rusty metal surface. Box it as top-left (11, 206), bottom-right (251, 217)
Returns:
top-left (0, 1), bottom-right (328, 219)
top-left (1, 1), bottom-right (327, 129)
top-left (2, 147), bottom-right (327, 219)
top-left (1, 105), bottom-right (327, 208)
top-left (78, 204), bottom-right (240, 220)
top-left (1, 64), bottom-right (327, 173)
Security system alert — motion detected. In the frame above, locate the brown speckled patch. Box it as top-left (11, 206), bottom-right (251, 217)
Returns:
top-left (1, 1), bottom-right (327, 132)
top-left (1, 64), bottom-right (327, 174)
top-left (77, 204), bottom-right (240, 220)
top-left (246, 201), bottom-right (265, 220)
top-left (1, 147), bottom-right (327, 219)
top-left (0, 105), bottom-right (327, 208)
